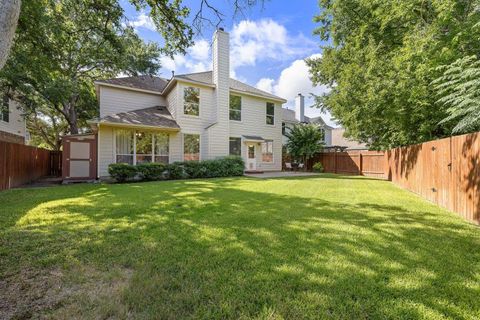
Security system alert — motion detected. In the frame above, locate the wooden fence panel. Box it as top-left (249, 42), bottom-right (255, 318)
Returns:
top-left (0, 141), bottom-right (58, 191)
top-left (387, 132), bottom-right (480, 225)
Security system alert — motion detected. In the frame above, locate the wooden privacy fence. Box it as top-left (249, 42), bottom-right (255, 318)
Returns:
top-left (0, 141), bottom-right (61, 191)
top-left (309, 151), bottom-right (386, 179)
top-left (387, 132), bottom-right (480, 225)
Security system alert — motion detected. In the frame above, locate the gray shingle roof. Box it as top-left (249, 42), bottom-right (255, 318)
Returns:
top-left (95, 106), bottom-right (180, 129)
top-left (96, 75), bottom-right (169, 92)
top-left (175, 71), bottom-right (286, 102)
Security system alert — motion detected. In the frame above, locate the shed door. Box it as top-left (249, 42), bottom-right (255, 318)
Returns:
top-left (69, 142), bottom-right (91, 178)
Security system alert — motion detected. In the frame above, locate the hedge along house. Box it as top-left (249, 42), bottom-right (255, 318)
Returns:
top-left (86, 28), bottom-right (286, 178)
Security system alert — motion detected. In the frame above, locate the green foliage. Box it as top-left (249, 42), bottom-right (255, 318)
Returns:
top-left (433, 55), bottom-right (480, 134)
top-left (165, 163), bottom-right (187, 180)
top-left (308, 0), bottom-right (480, 149)
top-left (108, 163), bottom-right (138, 183)
top-left (285, 124), bottom-right (325, 164)
top-left (0, 0), bottom-right (194, 149)
top-left (136, 163), bottom-right (167, 181)
top-left (312, 162), bottom-right (324, 173)
top-left (108, 157), bottom-right (245, 183)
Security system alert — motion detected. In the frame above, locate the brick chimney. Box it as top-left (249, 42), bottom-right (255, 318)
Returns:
top-left (295, 93), bottom-right (305, 122)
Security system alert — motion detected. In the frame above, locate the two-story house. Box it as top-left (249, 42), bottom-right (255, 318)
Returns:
top-left (88, 28), bottom-right (286, 178)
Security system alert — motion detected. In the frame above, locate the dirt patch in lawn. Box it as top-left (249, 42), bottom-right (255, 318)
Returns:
top-left (0, 265), bottom-right (133, 319)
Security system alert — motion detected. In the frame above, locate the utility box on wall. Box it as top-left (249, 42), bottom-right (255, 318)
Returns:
top-left (62, 134), bottom-right (97, 182)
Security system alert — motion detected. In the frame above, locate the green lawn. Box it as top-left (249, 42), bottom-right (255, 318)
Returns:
top-left (1, 175), bottom-right (479, 319)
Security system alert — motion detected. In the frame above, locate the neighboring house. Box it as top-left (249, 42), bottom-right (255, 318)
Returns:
top-left (281, 94), bottom-right (367, 150)
top-left (331, 128), bottom-right (368, 150)
top-left (88, 28), bottom-right (286, 178)
top-left (282, 93), bottom-right (333, 145)
top-left (0, 94), bottom-right (27, 144)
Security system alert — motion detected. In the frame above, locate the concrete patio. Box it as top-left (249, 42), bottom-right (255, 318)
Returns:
top-left (244, 171), bottom-right (321, 179)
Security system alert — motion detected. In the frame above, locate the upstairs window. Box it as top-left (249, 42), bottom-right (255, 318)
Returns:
top-left (282, 122), bottom-right (286, 135)
top-left (229, 95), bottom-right (241, 121)
top-left (184, 87), bottom-right (200, 116)
top-left (266, 102), bottom-right (275, 125)
top-left (319, 128), bottom-right (325, 142)
top-left (1, 95), bottom-right (9, 123)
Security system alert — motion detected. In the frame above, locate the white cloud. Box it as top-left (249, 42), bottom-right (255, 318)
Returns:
top-left (255, 78), bottom-right (275, 94)
top-left (255, 54), bottom-right (337, 127)
top-left (230, 19), bottom-right (316, 71)
top-left (158, 18), bottom-right (316, 78)
top-left (129, 13), bottom-right (156, 31)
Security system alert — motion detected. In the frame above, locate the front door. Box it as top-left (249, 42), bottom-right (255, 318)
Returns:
top-left (246, 144), bottom-right (256, 170)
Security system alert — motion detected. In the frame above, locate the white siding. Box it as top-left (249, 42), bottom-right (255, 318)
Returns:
top-left (175, 82), bottom-right (216, 160)
top-left (97, 126), bottom-right (114, 177)
top-left (0, 99), bottom-right (26, 138)
top-left (99, 86), bottom-right (166, 117)
top-left (229, 95), bottom-right (283, 171)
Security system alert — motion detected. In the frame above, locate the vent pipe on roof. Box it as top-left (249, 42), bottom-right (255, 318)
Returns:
top-left (295, 93), bottom-right (305, 122)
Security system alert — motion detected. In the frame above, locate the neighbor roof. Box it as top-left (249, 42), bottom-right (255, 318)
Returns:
top-left (282, 108), bottom-right (334, 129)
top-left (95, 75), bottom-right (169, 93)
top-left (91, 106), bottom-right (180, 130)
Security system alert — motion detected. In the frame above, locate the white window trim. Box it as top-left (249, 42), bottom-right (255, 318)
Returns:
top-left (266, 102), bottom-right (275, 126)
top-left (182, 132), bottom-right (202, 162)
top-left (114, 129), bottom-right (170, 165)
top-left (229, 94), bottom-right (242, 122)
top-left (229, 136), bottom-right (242, 156)
top-left (183, 86), bottom-right (201, 118)
top-left (261, 140), bottom-right (274, 163)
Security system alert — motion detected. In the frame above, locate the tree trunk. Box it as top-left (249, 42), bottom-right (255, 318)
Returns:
top-left (0, 0), bottom-right (21, 69)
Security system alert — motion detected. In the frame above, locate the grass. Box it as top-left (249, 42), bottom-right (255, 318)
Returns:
top-left (0, 174), bottom-right (479, 319)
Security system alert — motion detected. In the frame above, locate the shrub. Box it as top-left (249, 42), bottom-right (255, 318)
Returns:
top-left (137, 163), bottom-right (167, 181)
top-left (109, 156), bottom-right (245, 183)
top-left (108, 163), bottom-right (137, 183)
top-left (165, 163), bottom-right (186, 180)
top-left (312, 162), bottom-right (324, 173)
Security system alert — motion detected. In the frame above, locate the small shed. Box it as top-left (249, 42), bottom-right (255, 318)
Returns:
top-left (62, 134), bottom-right (97, 182)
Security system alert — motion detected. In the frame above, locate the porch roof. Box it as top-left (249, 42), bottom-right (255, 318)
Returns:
top-left (242, 135), bottom-right (265, 142)
top-left (89, 106), bottom-right (180, 131)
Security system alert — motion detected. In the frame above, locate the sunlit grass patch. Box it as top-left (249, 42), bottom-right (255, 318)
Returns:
top-left (0, 175), bottom-right (479, 319)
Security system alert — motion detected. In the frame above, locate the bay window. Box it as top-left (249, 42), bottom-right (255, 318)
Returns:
top-left (115, 130), bottom-right (134, 164)
top-left (115, 129), bottom-right (169, 165)
top-left (261, 140), bottom-right (274, 162)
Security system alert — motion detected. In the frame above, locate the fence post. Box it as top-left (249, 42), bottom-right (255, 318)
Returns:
top-left (334, 150), bottom-right (337, 174)
top-left (359, 153), bottom-right (363, 175)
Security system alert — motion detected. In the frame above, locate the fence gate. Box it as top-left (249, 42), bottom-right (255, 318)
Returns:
top-left (62, 134), bottom-right (97, 181)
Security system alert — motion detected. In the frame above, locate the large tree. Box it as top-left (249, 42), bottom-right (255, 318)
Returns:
top-left (0, 0), bottom-right (264, 149)
top-left (307, 0), bottom-right (480, 149)
top-left (0, 0), bottom-right (21, 69)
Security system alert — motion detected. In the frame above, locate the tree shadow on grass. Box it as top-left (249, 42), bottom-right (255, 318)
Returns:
top-left (1, 178), bottom-right (479, 319)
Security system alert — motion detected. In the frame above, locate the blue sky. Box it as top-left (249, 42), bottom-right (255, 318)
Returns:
top-left (120, 0), bottom-right (335, 126)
